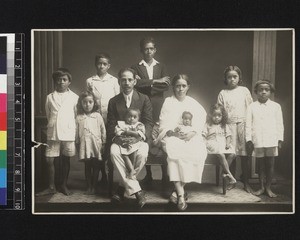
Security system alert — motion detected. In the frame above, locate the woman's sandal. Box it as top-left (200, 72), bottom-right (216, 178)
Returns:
top-left (169, 190), bottom-right (188, 204)
top-left (177, 195), bottom-right (187, 211)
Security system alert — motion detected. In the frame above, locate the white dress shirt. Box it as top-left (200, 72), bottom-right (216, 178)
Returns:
top-left (123, 90), bottom-right (134, 108)
top-left (139, 58), bottom-right (159, 79)
top-left (245, 99), bottom-right (284, 148)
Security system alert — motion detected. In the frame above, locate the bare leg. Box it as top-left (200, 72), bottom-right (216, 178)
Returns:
top-left (99, 161), bottom-right (107, 185)
top-left (265, 157), bottom-right (277, 198)
top-left (84, 160), bottom-right (93, 195)
top-left (60, 155), bottom-right (71, 195)
top-left (174, 181), bottom-right (187, 211)
top-left (35, 157), bottom-right (56, 196)
top-left (217, 154), bottom-right (236, 183)
top-left (241, 156), bottom-right (253, 193)
top-left (91, 159), bottom-right (101, 194)
top-left (253, 157), bottom-right (265, 196)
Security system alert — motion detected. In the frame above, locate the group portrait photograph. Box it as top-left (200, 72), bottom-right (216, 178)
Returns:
top-left (31, 29), bottom-right (294, 214)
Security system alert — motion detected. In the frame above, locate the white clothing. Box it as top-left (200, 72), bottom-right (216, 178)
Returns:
top-left (110, 142), bottom-right (148, 196)
top-left (86, 73), bottom-right (119, 123)
top-left (217, 86), bottom-right (253, 124)
top-left (76, 112), bottom-right (106, 161)
top-left (202, 123), bottom-right (234, 154)
top-left (139, 59), bottom-right (159, 79)
top-left (122, 91), bottom-right (134, 108)
top-left (45, 89), bottom-right (78, 141)
top-left (158, 96), bottom-right (207, 183)
top-left (115, 121), bottom-right (146, 155)
top-left (245, 99), bottom-right (284, 148)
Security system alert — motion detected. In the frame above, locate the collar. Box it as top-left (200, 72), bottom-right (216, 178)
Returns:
top-left (258, 99), bottom-right (270, 105)
top-left (122, 90), bottom-right (134, 100)
top-left (54, 89), bottom-right (70, 95)
top-left (91, 73), bottom-right (111, 81)
top-left (79, 112), bottom-right (98, 120)
top-left (139, 58), bottom-right (159, 67)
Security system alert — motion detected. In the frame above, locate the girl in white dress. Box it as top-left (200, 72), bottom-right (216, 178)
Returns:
top-left (202, 103), bottom-right (236, 193)
top-left (157, 74), bottom-right (207, 211)
top-left (217, 66), bottom-right (253, 193)
top-left (76, 91), bottom-right (106, 195)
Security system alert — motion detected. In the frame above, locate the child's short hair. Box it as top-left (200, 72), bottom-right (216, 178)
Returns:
top-left (254, 79), bottom-right (275, 94)
top-left (207, 103), bottom-right (228, 127)
top-left (182, 111), bottom-right (193, 119)
top-left (124, 108), bottom-right (141, 119)
top-left (95, 52), bottom-right (111, 64)
top-left (140, 37), bottom-right (156, 49)
top-left (76, 91), bottom-right (99, 115)
top-left (52, 68), bottom-right (72, 83)
top-left (118, 68), bottom-right (137, 79)
top-left (172, 74), bottom-right (190, 87)
top-left (223, 65), bottom-right (243, 85)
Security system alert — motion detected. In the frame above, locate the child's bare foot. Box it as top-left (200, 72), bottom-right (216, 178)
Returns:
top-left (35, 187), bottom-right (56, 196)
top-left (253, 188), bottom-right (265, 196)
top-left (228, 174), bottom-right (236, 184)
top-left (266, 188), bottom-right (277, 198)
top-left (244, 183), bottom-right (253, 193)
top-left (60, 186), bottom-right (71, 196)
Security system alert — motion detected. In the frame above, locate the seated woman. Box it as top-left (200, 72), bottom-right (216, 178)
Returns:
top-left (155, 74), bottom-right (207, 211)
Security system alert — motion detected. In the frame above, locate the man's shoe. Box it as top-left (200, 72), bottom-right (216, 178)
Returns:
top-left (135, 191), bottom-right (147, 208)
top-left (111, 186), bottom-right (125, 204)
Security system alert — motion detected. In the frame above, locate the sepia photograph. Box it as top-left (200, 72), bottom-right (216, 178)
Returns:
top-left (31, 29), bottom-right (294, 214)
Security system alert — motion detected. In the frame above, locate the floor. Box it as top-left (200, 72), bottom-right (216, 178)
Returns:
top-left (33, 157), bottom-right (293, 214)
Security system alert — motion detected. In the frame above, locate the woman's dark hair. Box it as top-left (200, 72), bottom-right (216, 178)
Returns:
top-left (254, 79), bottom-right (275, 93)
top-left (140, 37), bottom-right (156, 49)
top-left (223, 65), bottom-right (243, 85)
top-left (76, 91), bottom-right (99, 115)
top-left (52, 68), bottom-right (72, 83)
top-left (118, 68), bottom-right (137, 79)
top-left (207, 103), bottom-right (228, 128)
top-left (95, 52), bottom-right (111, 65)
top-left (171, 74), bottom-right (190, 87)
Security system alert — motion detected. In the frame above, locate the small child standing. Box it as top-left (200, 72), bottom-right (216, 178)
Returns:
top-left (217, 65), bottom-right (253, 193)
top-left (246, 80), bottom-right (284, 198)
top-left (86, 52), bottom-right (119, 184)
top-left (76, 91), bottom-right (106, 195)
top-left (202, 104), bottom-right (236, 193)
top-left (36, 68), bottom-right (78, 196)
top-left (114, 108), bottom-right (146, 179)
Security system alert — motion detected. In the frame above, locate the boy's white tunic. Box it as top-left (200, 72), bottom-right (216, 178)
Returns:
top-left (158, 96), bottom-right (207, 183)
top-left (86, 74), bottom-right (119, 123)
top-left (45, 90), bottom-right (78, 141)
top-left (245, 99), bottom-right (284, 148)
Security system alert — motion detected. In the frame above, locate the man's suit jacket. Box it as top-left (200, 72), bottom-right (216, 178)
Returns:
top-left (131, 62), bottom-right (169, 121)
top-left (106, 90), bottom-right (153, 146)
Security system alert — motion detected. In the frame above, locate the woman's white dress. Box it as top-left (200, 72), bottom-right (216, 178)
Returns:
top-left (158, 96), bottom-right (207, 183)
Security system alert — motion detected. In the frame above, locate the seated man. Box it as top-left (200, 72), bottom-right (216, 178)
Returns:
top-left (107, 68), bottom-right (153, 208)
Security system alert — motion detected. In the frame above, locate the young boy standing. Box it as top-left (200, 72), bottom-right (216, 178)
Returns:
top-left (245, 79), bottom-right (284, 197)
top-left (131, 37), bottom-right (170, 184)
top-left (37, 68), bottom-right (78, 196)
top-left (86, 53), bottom-right (119, 185)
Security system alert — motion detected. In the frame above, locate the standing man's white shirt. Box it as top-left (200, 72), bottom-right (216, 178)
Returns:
top-left (139, 59), bottom-right (159, 79)
top-left (86, 73), bottom-right (119, 123)
top-left (245, 99), bottom-right (284, 148)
